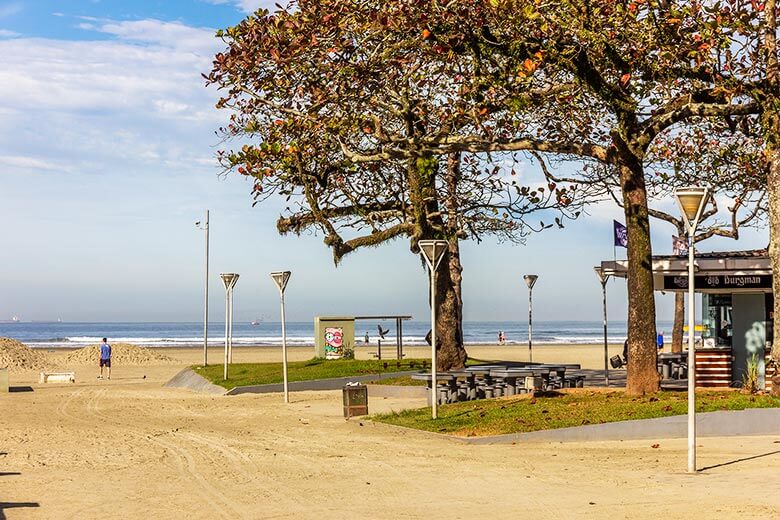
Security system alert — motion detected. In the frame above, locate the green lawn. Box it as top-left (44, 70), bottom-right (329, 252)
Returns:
top-left (366, 375), bottom-right (428, 386)
top-left (373, 390), bottom-right (780, 437)
top-left (196, 358), bottom-right (427, 389)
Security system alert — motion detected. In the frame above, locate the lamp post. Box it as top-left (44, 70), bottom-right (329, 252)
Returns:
top-left (270, 271), bottom-right (291, 403)
top-left (195, 211), bottom-right (210, 366)
top-left (674, 186), bottom-right (710, 474)
top-left (524, 275), bottom-right (538, 363)
top-left (219, 273), bottom-right (239, 381)
top-left (419, 240), bottom-right (449, 420)
top-left (594, 267), bottom-right (611, 387)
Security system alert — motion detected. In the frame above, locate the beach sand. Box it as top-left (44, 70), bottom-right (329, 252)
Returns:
top-left (2, 344), bottom-right (779, 519)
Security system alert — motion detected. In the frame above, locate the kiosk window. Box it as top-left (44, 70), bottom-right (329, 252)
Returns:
top-left (703, 294), bottom-right (732, 347)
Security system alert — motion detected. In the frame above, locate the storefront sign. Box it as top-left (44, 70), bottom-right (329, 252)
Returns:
top-left (663, 274), bottom-right (772, 291)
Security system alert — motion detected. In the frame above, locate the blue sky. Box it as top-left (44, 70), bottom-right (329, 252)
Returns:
top-left (0, 1), bottom-right (768, 324)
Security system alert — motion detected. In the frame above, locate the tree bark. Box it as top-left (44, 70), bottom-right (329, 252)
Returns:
top-left (671, 292), bottom-right (684, 353)
top-left (618, 156), bottom-right (661, 394)
top-left (763, 0), bottom-right (780, 395)
top-left (410, 152), bottom-right (468, 371)
top-left (435, 239), bottom-right (467, 371)
top-left (767, 132), bottom-right (780, 395)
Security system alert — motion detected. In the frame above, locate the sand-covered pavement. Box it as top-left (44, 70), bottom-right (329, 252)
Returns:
top-left (3, 345), bottom-right (780, 519)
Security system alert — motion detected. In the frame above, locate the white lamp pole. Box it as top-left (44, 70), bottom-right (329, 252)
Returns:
top-left (195, 211), bottom-right (210, 366)
top-left (524, 275), bottom-right (538, 363)
top-left (271, 271), bottom-right (292, 403)
top-left (594, 267), bottom-right (611, 387)
top-left (675, 186), bottom-right (709, 474)
top-left (419, 240), bottom-right (449, 420)
top-left (220, 273), bottom-right (239, 381)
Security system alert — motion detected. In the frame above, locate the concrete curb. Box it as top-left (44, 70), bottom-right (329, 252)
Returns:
top-left (163, 368), bottom-right (227, 395)
top-left (452, 407), bottom-right (780, 444)
top-left (226, 371), bottom-right (419, 395)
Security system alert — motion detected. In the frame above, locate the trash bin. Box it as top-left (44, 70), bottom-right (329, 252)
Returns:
top-left (343, 383), bottom-right (368, 418)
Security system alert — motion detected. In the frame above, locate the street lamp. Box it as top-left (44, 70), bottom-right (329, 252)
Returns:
top-left (594, 267), bottom-right (611, 387)
top-left (270, 271), bottom-right (291, 404)
top-left (220, 273), bottom-right (239, 381)
top-left (674, 186), bottom-right (710, 474)
top-left (419, 239), bottom-right (448, 420)
top-left (524, 275), bottom-right (538, 363)
top-left (195, 210), bottom-right (210, 366)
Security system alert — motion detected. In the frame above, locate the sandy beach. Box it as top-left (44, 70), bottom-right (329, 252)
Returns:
top-left (3, 344), bottom-right (780, 519)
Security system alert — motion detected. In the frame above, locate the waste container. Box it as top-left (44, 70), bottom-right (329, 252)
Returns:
top-left (343, 383), bottom-right (368, 418)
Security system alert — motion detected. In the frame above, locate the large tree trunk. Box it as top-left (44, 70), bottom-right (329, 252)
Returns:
top-left (410, 152), bottom-right (468, 371)
top-left (766, 127), bottom-right (780, 395)
top-left (435, 239), bottom-right (467, 371)
top-left (618, 156), bottom-right (661, 395)
top-left (769, 144), bottom-right (780, 395)
top-left (764, 0), bottom-right (780, 395)
top-left (671, 292), bottom-right (684, 353)
top-left (436, 153), bottom-right (467, 371)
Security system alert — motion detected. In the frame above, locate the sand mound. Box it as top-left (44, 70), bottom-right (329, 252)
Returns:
top-left (62, 343), bottom-right (180, 366)
top-left (0, 337), bottom-right (52, 371)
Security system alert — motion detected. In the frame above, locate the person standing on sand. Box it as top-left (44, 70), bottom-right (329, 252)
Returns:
top-left (98, 337), bottom-right (111, 380)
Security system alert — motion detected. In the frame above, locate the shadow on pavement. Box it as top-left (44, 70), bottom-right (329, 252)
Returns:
top-left (8, 386), bottom-right (33, 393)
top-left (699, 449), bottom-right (780, 472)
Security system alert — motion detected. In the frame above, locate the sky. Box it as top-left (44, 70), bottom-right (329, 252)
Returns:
top-left (0, 0), bottom-right (769, 324)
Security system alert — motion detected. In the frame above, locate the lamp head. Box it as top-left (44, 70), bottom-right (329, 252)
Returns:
top-left (674, 186), bottom-right (710, 230)
top-left (524, 274), bottom-right (538, 289)
top-left (270, 271), bottom-right (291, 293)
top-left (593, 266), bottom-right (610, 284)
top-left (418, 239), bottom-right (449, 271)
top-left (219, 272), bottom-right (239, 291)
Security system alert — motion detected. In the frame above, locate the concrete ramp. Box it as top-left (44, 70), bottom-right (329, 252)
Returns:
top-left (164, 368), bottom-right (226, 395)
top-left (459, 407), bottom-right (780, 444)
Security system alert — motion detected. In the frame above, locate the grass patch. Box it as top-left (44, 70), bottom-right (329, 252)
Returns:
top-left (196, 358), bottom-right (427, 389)
top-left (373, 390), bottom-right (780, 437)
top-left (366, 376), bottom-right (427, 386)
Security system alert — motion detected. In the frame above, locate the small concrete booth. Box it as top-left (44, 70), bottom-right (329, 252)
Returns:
top-left (314, 316), bottom-right (356, 359)
top-left (599, 249), bottom-right (775, 390)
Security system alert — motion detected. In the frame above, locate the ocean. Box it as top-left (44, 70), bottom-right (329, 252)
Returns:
top-left (0, 320), bottom-right (675, 349)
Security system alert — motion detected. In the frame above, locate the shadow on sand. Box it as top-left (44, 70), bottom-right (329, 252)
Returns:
top-left (1, 463), bottom-right (40, 519)
top-left (8, 386), bottom-right (33, 393)
top-left (0, 502), bottom-right (40, 520)
top-left (699, 449), bottom-right (780, 472)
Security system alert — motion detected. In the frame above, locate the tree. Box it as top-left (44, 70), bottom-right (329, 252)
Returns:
top-left (412, 1), bottom-right (756, 393)
top-left (206, 1), bottom-right (582, 370)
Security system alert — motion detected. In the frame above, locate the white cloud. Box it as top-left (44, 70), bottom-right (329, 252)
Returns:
top-left (0, 28), bottom-right (18, 37)
top-left (0, 155), bottom-right (61, 170)
top-left (94, 19), bottom-right (220, 54)
top-left (0, 18), bottom-right (227, 180)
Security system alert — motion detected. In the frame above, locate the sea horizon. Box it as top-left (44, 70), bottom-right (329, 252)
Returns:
top-left (0, 319), bottom-right (675, 349)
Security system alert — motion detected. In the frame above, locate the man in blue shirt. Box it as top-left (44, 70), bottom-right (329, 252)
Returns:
top-left (99, 337), bottom-right (112, 380)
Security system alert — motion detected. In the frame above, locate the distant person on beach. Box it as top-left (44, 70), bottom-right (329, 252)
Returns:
top-left (364, 332), bottom-right (369, 345)
top-left (99, 337), bottom-right (111, 380)
top-left (657, 331), bottom-right (664, 351)
top-left (623, 340), bottom-right (628, 364)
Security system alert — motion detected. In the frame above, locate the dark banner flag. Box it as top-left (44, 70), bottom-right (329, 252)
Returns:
top-left (613, 220), bottom-right (628, 248)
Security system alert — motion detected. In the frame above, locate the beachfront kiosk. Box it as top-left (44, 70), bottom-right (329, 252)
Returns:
top-left (599, 249), bottom-right (775, 390)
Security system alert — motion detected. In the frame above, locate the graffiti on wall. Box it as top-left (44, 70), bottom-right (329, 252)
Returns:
top-left (324, 327), bottom-right (344, 359)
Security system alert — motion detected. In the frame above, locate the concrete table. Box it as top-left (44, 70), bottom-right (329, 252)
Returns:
top-left (489, 368), bottom-right (535, 395)
top-left (411, 373), bottom-right (457, 405)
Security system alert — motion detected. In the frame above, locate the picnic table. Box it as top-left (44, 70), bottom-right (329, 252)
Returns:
top-left (657, 352), bottom-right (687, 380)
top-left (410, 373), bottom-right (457, 405)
